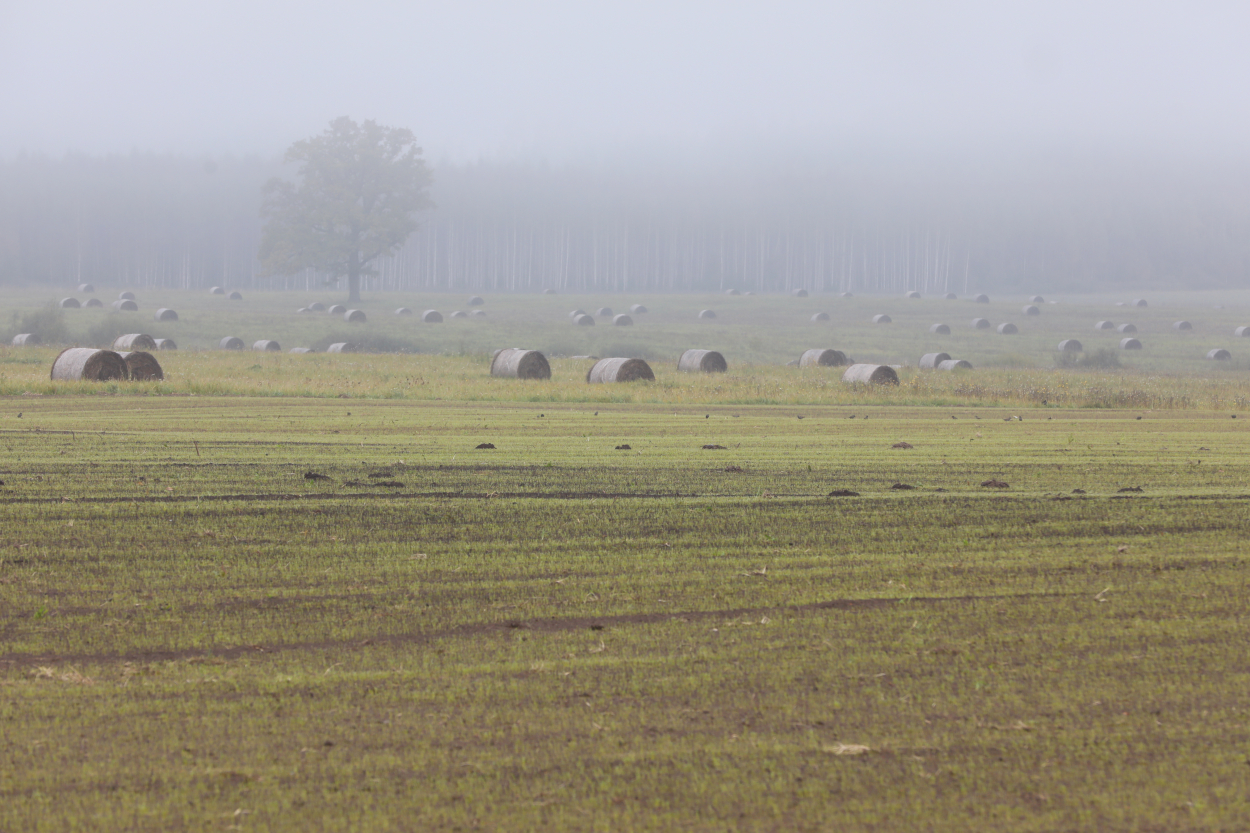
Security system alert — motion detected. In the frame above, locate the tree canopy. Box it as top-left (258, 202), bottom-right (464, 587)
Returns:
top-left (258, 117), bottom-right (433, 301)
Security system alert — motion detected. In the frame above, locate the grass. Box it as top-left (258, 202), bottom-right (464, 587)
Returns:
top-left (2, 395), bottom-right (1249, 830)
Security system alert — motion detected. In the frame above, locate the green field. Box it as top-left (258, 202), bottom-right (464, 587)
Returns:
top-left (2, 290), bottom-right (1250, 830)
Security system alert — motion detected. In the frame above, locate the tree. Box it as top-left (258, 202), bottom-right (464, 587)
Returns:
top-left (258, 117), bottom-right (433, 301)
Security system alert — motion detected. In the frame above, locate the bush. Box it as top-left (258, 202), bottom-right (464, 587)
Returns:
top-left (8, 304), bottom-right (69, 344)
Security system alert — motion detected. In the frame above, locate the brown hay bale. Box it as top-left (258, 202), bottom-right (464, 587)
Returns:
top-left (810, 312), bottom-right (830, 322)
top-left (678, 349), bottom-right (727, 373)
top-left (253, 340), bottom-right (281, 352)
top-left (422, 310), bottom-right (443, 323)
top-left (490, 348), bottom-right (552, 380)
top-left (586, 357), bottom-right (655, 383)
top-left (573, 313), bottom-right (595, 326)
top-left (612, 314), bottom-right (634, 326)
top-left (309, 302), bottom-right (326, 311)
top-left (113, 333), bottom-right (156, 351)
top-left (84, 298), bottom-right (103, 308)
top-left (449, 310), bottom-right (468, 319)
top-left (118, 291), bottom-right (136, 301)
top-left (972, 317), bottom-right (990, 329)
top-left (1058, 339), bottom-right (1083, 352)
top-left (905, 290), bottom-right (921, 299)
top-left (724, 288), bottom-right (740, 296)
top-left (289, 347), bottom-right (314, 354)
top-left (1095, 320), bottom-right (1115, 330)
top-left (154, 308), bottom-right (178, 322)
top-left (344, 309), bottom-right (366, 323)
top-left (1117, 323), bottom-right (1137, 333)
top-left (153, 338), bottom-right (176, 350)
top-left (919, 352), bottom-right (951, 369)
top-left (1208, 348), bottom-right (1232, 360)
top-left (698, 309), bottom-right (717, 319)
top-left (12, 333), bottom-right (40, 346)
top-left (1023, 305), bottom-right (1040, 316)
top-left (228, 290), bottom-right (243, 300)
top-left (937, 359), bottom-right (972, 370)
top-left (1120, 337), bottom-right (1142, 350)
top-left (117, 351), bottom-right (163, 380)
top-left (1030, 295), bottom-right (1045, 303)
top-left (841, 363), bottom-right (900, 385)
top-left (51, 347), bottom-right (127, 381)
top-left (326, 342), bottom-right (357, 353)
top-left (327, 304), bottom-right (346, 315)
top-left (1235, 326), bottom-right (1250, 337)
top-left (997, 323), bottom-right (1018, 335)
top-left (1133, 299), bottom-right (1148, 307)
top-left (210, 286), bottom-right (225, 295)
top-left (792, 288), bottom-right (809, 297)
top-left (872, 314), bottom-right (892, 324)
top-left (799, 348), bottom-right (848, 367)
top-left (470, 309), bottom-right (486, 317)
top-left (219, 336), bottom-right (244, 350)
top-left (1173, 320), bottom-right (1192, 331)
top-left (543, 288), bottom-right (557, 294)
top-left (59, 297), bottom-right (81, 309)
top-left (596, 307), bottom-right (614, 317)
top-left (78, 283), bottom-right (95, 293)
top-left (929, 323), bottom-right (951, 334)
top-left (630, 304), bottom-right (648, 314)
top-left (112, 299), bottom-right (138, 312)
top-left (468, 295), bottom-right (484, 306)
top-left (974, 294), bottom-right (990, 303)
top-left (395, 307), bottom-right (412, 315)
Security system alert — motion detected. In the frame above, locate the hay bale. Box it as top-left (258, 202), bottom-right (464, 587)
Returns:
top-left (289, 347), bottom-right (314, 354)
top-left (1117, 323), bottom-right (1137, 333)
top-left (568, 309), bottom-right (587, 318)
top-left (422, 310), bottom-right (443, 323)
top-left (596, 307), bottom-right (614, 317)
top-left (724, 288), bottom-right (740, 296)
top-left (117, 351), bottom-right (163, 380)
top-left (344, 309), bottom-right (366, 323)
top-left (113, 333), bottom-right (156, 351)
top-left (937, 359), bottom-right (972, 370)
top-left (573, 313), bottom-right (595, 326)
top-left (154, 338), bottom-right (176, 350)
top-left (118, 291), bottom-right (136, 301)
top-left (1208, 348), bottom-right (1232, 361)
top-left (929, 323), bottom-right (951, 334)
top-left (1173, 320), bottom-right (1193, 331)
top-left (468, 296), bottom-right (485, 306)
top-left (296, 307), bottom-right (311, 314)
top-left (253, 340), bottom-right (281, 352)
top-left (450, 310), bottom-right (468, 319)
top-left (872, 314), bottom-right (892, 324)
top-left (1120, 337), bottom-right (1142, 350)
top-left (543, 288), bottom-right (557, 294)
top-left (919, 352), bottom-right (952, 369)
top-left (1030, 295), bottom-right (1045, 304)
top-left (792, 288), bottom-right (808, 297)
top-left (905, 290), bottom-right (921, 299)
top-left (1095, 320), bottom-right (1115, 330)
top-left (490, 348), bottom-right (552, 380)
top-left (327, 304), bottom-right (346, 315)
top-left (1023, 305), bottom-right (1040, 316)
top-left (210, 286), bottom-right (225, 295)
top-left (798, 348), bottom-right (848, 368)
top-left (1058, 339), bottom-right (1083, 352)
top-left (972, 317), bottom-right (990, 329)
top-left (1133, 299), bottom-right (1148, 307)
top-left (395, 307), bottom-right (412, 315)
top-left (841, 363), bottom-right (900, 385)
top-left (12, 333), bottom-right (40, 346)
top-left (326, 342), bottom-right (358, 353)
top-left (586, 357), bottom-right (655, 383)
top-left (678, 349), bottom-right (727, 373)
top-left (228, 291), bottom-right (243, 300)
top-left (997, 323), bottom-right (1018, 335)
top-left (698, 309), bottom-right (717, 319)
top-left (630, 304), bottom-right (648, 314)
top-left (840, 291), bottom-right (854, 298)
top-left (612, 314), bottom-right (634, 326)
top-left (1234, 326), bottom-right (1250, 337)
top-left (60, 297), bottom-right (81, 309)
top-left (974, 294), bottom-right (990, 303)
top-left (219, 336), bottom-right (244, 350)
top-left (309, 302), bottom-right (326, 311)
top-left (78, 283), bottom-right (95, 293)
top-left (112, 299), bottom-right (138, 312)
top-left (50, 347), bottom-right (127, 381)
top-left (154, 308), bottom-right (178, 322)
top-left (84, 298), bottom-right (103, 308)
top-left (944, 292), bottom-right (957, 300)
top-left (811, 312), bottom-right (830, 322)
top-left (470, 309), bottom-right (486, 317)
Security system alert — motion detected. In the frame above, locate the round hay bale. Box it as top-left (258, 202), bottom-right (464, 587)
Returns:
top-left (289, 347), bottom-right (314, 354)
top-left (744, 291), bottom-right (754, 296)
top-left (1234, 326), bottom-right (1250, 337)
top-left (78, 283), bottom-right (95, 293)
top-left (491, 348), bottom-right (552, 380)
top-left (326, 342), bottom-right (358, 353)
top-left (309, 302), bottom-right (326, 312)
top-left (974, 294), bottom-right (990, 303)
top-left (1133, 299), bottom-right (1148, 307)
top-left (1023, 305), bottom-right (1040, 316)
top-left (210, 286), bottom-right (225, 295)
top-left (612, 314), bottom-right (634, 326)
top-left (253, 340), bottom-right (281, 352)
top-left (12, 333), bottom-right (40, 346)
top-left (154, 338), bottom-right (176, 350)
top-left (568, 309), bottom-right (587, 318)
top-left (327, 304), bottom-right (346, 315)
top-left (798, 348), bottom-right (848, 368)
top-left (872, 314), bottom-right (892, 324)
top-left (344, 309), bottom-right (366, 323)
top-left (698, 309), bottom-right (717, 319)
top-left (997, 323), bottom-right (1018, 335)
top-left (630, 304), bottom-right (648, 314)
top-left (470, 309), bottom-right (486, 317)
top-left (219, 336), bottom-right (244, 350)
top-left (113, 333), bottom-right (156, 351)
top-left (50, 347), bottom-right (127, 381)
top-left (84, 298), bottom-right (103, 308)
top-left (840, 291), bottom-right (854, 298)
top-left (395, 307), bottom-right (413, 315)
top-left (811, 312), bottom-right (830, 322)
top-left (1058, 339), bottom-right (1083, 352)
top-left (543, 288), bottom-right (557, 295)
top-left (937, 359), bottom-right (972, 371)
top-left (944, 292), bottom-right (957, 300)
top-left (1208, 348), bottom-right (1232, 361)
top-left (1095, 320), bottom-right (1116, 330)
top-left (118, 291), bottom-right (136, 301)
top-left (792, 288), bottom-right (809, 297)
top-left (724, 288), bottom-right (740, 296)
top-left (929, 323), bottom-right (951, 334)
top-left (1120, 337), bottom-right (1143, 350)
top-left (905, 290), bottom-right (921, 299)
top-left (60, 297), bottom-right (81, 309)
top-left (1173, 320), bottom-right (1193, 331)
top-left (296, 307), bottom-right (311, 314)
top-left (422, 310), bottom-right (443, 323)
top-left (112, 299), bottom-right (138, 312)
top-left (919, 352), bottom-right (952, 369)
top-left (154, 308), bottom-right (178, 322)
top-left (841, 363), bottom-right (900, 385)
top-left (678, 349), bottom-right (727, 373)
top-left (1117, 323), bottom-right (1137, 333)
top-left (972, 317), bottom-right (991, 329)
top-left (596, 307), bottom-right (614, 317)
top-left (1030, 295), bottom-right (1045, 304)
top-left (573, 313), bottom-right (595, 326)
top-left (450, 310), bottom-right (468, 319)
top-left (228, 291), bottom-right (243, 300)
top-left (117, 351), bottom-right (163, 381)
top-left (586, 357), bottom-right (655, 383)
top-left (468, 295), bottom-right (485, 306)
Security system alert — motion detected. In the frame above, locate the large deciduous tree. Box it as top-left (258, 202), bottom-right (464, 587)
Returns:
top-left (258, 117), bottom-right (433, 301)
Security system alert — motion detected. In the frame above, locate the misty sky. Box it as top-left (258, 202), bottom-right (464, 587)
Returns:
top-left (2, 0), bottom-right (1248, 162)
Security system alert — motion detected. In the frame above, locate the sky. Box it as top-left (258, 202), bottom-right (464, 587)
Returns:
top-left (1, 0), bottom-right (1248, 164)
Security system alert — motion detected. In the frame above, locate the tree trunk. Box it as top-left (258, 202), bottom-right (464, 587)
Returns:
top-left (347, 249), bottom-right (361, 302)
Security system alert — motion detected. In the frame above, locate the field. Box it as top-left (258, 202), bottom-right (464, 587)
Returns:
top-left (2, 288), bottom-right (1249, 830)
